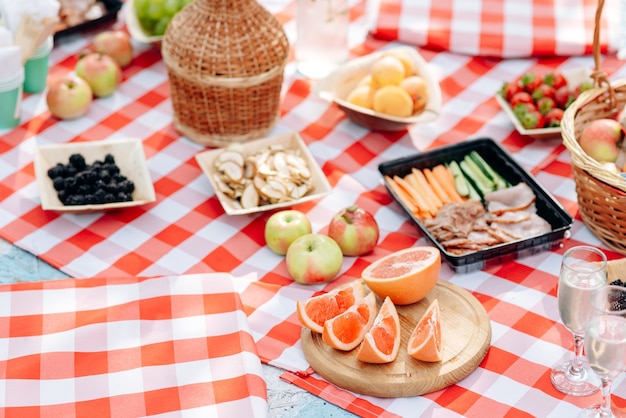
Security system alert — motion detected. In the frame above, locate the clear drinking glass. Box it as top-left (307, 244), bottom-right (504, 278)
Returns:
top-left (296, 0), bottom-right (349, 79)
top-left (578, 285), bottom-right (626, 418)
top-left (551, 246), bottom-right (607, 396)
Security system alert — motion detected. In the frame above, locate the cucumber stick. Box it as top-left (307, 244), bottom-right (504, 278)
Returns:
top-left (468, 151), bottom-right (509, 190)
top-left (448, 161), bottom-right (469, 197)
top-left (460, 158), bottom-right (494, 196)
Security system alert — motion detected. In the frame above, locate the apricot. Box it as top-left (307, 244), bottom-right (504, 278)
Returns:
top-left (347, 85), bottom-right (375, 109)
top-left (385, 50), bottom-right (416, 77)
top-left (400, 76), bottom-right (429, 114)
top-left (373, 85), bottom-right (413, 118)
top-left (371, 56), bottom-right (405, 87)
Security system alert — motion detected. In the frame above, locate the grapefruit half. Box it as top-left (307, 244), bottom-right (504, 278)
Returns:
top-left (361, 246), bottom-right (441, 305)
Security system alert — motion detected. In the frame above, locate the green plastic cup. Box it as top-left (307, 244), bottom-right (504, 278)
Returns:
top-left (23, 36), bottom-right (53, 94)
top-left (0, 68), bottom-right (24, 129)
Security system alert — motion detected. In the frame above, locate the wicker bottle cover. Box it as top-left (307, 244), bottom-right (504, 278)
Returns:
top-left (161, 0), bottom-right (289, 148)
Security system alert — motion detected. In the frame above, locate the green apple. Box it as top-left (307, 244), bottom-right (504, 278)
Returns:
top-left (46, 75), bottom-right (93, 120)
top-left (264, 210), bottom-right (312, 255)
top-left (285, 234), bottom-right (343, 284)
top-left (75, 52), bottom-right (122, 98)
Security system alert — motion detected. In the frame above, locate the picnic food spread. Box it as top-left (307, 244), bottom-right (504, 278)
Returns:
top-left (3, 0), bottom-right (626, 416)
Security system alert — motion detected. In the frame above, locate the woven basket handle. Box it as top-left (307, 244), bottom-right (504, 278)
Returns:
top-left (591, 0), bottom-right (617, 106)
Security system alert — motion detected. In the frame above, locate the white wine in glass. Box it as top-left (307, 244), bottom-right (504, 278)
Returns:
top-left (550, 246), bottom-right (607, 396)
top-left (578, 285), bottom-right (626, 418)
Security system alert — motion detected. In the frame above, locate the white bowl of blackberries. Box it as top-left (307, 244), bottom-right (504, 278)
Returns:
top-left (34, 139), bottom-right (156, 213)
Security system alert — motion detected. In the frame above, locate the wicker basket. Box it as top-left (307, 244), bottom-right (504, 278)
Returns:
top-left (161, 0), bottom-right (289, 147)
top-left (561, 0), bottom-right (626, 255)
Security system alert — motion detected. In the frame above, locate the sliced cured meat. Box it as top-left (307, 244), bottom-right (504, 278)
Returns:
top-left (485, 183), bottom-right (536, 215)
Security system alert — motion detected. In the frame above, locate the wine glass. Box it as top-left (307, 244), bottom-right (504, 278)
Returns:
top-left (551, 246), bottom-right (607, 396)
top-left (578, 285), bottom-right (626, 418)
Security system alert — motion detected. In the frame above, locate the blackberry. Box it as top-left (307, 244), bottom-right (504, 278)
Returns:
top-left (52, 176), bottom-right (65, 191)
top-left (64, 165), bottom-right (78, 177)
top-left (607, 286), bottom-right (626, 312)
top-left (69, 153), bottom-right (87, 171)
top-left (64, 177), bottom-right (77, 192)
top-left (119, 180), bottom-right (135, 194)
top-left (47, 163), bottom-right (66, 179)
top-left (104, 153), bottom-right (115, 164)
top-left (99, 169), bottom-right (111, 183)
top-left (93, 189), bottom-right (106, 204)
top-left (49, 152), bottom-right (134, 207)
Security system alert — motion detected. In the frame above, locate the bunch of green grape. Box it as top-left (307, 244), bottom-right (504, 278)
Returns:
top-left (134, 0), bottom-right (194, 37)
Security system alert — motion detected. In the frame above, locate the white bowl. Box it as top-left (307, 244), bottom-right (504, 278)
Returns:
top-left (195, 132), bottom-right (332, 215)
top-left (34, 138), bottom-right (156, 213)
top-left (312, 46), bottom-right (442, 131)
top-left (124, 0), bottom-right (163, 44)
top-left (496, 67), bottom-right (592, 139)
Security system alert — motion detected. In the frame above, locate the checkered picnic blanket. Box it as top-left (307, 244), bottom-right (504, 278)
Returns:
top-left (0, 272), bottom-right (267, 417)
top-left (0, 0), bottom-right (626, 416)
top-left (370, 0), bottom-right (622, 58)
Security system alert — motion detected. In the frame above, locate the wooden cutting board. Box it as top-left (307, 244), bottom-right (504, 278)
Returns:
top-left (301, 280), bottom-right (492, 398)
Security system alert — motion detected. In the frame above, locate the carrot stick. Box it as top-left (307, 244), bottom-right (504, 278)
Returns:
top-left (384, 175), bottom-right (418, 214)
top-left (393, 175), bottom-right (431, 216)
top-left (405, 172), bottom-right (441, 215)
top-left (432, 164), bottom-right (464, 203)
top-left (410, 168), bottom-right (443, 212)
top-left (423, 167), bottom-right (452, 204)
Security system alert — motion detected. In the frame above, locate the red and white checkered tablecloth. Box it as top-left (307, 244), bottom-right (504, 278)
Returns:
top-left (1, 0), bottom-right (626, 416)
top-left (0, 272), bottom-right (267, 417)
top-left (370, 0), bottom-right (621, 58)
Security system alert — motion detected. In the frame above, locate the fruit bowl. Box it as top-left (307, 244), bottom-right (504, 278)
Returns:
top-left (34, 138), bottom-right (156, 213)
top-left (496, 67), bottom-right (592, 139)
top-left (195, 132), bottom-right (332, 215)
top-left (312, 46), bottom-right (442, 131)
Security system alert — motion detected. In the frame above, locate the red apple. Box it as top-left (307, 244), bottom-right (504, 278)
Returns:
top-left (579, 119), bottom-right (625, 163)
top-left (46, 75), bottom-right (93, 120)
top-left (328, 205), bottom-right (379, 256)
top-left (75, 52), bottom-right (122, 98)
top-left (91, 30), bottom-right (133, 68)
top-left (264, 210), bottom-right (312, 255)
top-left (285, 234), bottom-right (343, 284)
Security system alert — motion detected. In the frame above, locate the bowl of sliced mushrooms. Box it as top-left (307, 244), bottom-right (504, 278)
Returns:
top-left (195, 132), bottom-right (332, 215)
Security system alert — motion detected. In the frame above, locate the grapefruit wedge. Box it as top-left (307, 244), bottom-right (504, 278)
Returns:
top-left (296, 280), bottom-right (366, 334)
top-left (361, 246), bottom-right (441, 305)
top-left (407, 299), bottom-right (442, 362)
top-left (322, 292), bottom-right (377, 351)
top-left (356, 296), bottom-right (401, 363)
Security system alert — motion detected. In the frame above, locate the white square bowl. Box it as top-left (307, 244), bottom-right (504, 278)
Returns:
top-left (34, 138), bottom-right (156, 213)
top-left (195, 132), bottom-right (332, 215)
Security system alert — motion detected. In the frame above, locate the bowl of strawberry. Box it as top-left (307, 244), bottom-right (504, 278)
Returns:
top-left (495, 67), bottom-right (593, 139)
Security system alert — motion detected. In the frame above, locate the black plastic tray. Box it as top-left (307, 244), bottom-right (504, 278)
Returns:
top-left (378, 137), bottom-right (573, 273)
top-left (54, 0), bottom-right (123, 40)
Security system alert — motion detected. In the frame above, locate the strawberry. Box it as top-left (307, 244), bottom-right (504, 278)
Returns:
top-left (509, 91), bottom-right (534, 107)
top-left (521, 72), bottom-right (543, 93)
top-left (545, 108), bottom-right (564, 127)
top-left (554, 86), bottom-right (575, 109)
top-left (500, 79), bottom-right (523, 102)
top-left (520, 110), bottom-right (545, 129)
top-left (532, 84), bottom-right (556, 101)
top-left (543, 72), bottom-right (568, 89)
top-left (513, 102), bottom-right (537, 119)
top-left (536, 96), bottom-right (557, 115)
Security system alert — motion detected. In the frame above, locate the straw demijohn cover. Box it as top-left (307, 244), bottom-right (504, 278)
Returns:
top-left (561, 0), bottom-right (626, 254)
top-left (161, 0), bottom-right (289, 147)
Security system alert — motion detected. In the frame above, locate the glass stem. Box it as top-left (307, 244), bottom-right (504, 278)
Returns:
top-left (599, 377), bottom-right (613, 417)
top-left (569, 334), bottom-right (585, 377)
